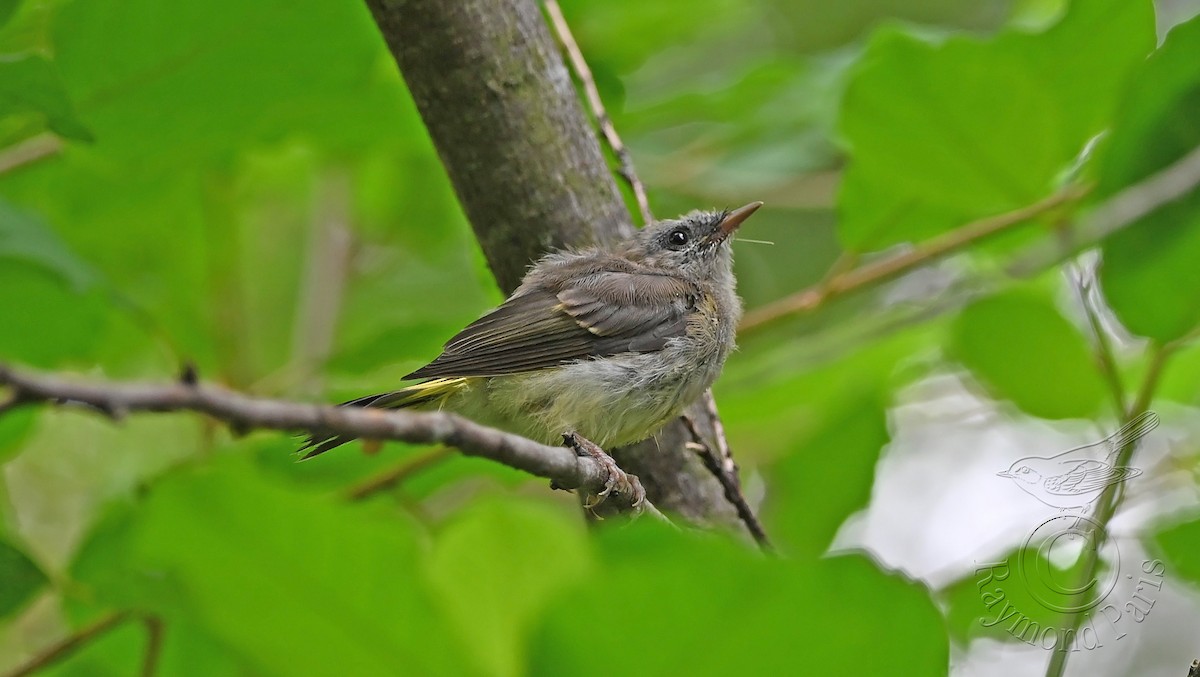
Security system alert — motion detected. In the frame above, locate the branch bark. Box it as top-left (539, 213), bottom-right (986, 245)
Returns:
top-left (365, 0), bottom-right (744, 531)
top-left (365, 0), bottom-right (633, 291)
top-left (0, 364), bottom-right (661, 519)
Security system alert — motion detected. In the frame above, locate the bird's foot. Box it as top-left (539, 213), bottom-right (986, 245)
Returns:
top-left (561, 432), bottom-right (645, 513)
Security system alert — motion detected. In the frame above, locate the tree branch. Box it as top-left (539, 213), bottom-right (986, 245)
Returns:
top-left (740, 185), bottom-right (1090, 333)
top-left (364, 0), bottom-right (634, 293)
top-left (681, 414), bottom-right (771, 551)
top-left (1011, 141), bottom-right (1200, 277)
top-left (368, 0), bottom-right (744, 531)
top-left (140, 615), bottom-right (164, 677)
top-left (0, 133), bottom-right (62, 176)
top-left (743, 139), bottom-right (1200, 335)
top-left (3, 611), bottom-right (133, 677)
top-left (0, 363), bottom-right (663, 519)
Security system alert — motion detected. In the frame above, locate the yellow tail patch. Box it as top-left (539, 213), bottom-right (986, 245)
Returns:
top-left (386, 377), bottom-right (469, 409)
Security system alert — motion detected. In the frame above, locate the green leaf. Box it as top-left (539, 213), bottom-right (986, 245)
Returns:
top-left (71, 454), bottom-right (469, 675)
top-left (39, 616), bottom-right (147, 677)
top-left (0, 534), bottom-right (48, 617)
top-left (837, 0), bottom-right (1154, 249)
top-left (0, 0), bottom-right (22, 29)
top-left (0, 262), bottom-right (107, 367)
top-left (1156, 515), bottom-right (1200, 586)
top-left (764, 397), bottom-right (889, 557)
top-left (0, 54), bottom-right (93, 141)
top-left (530, 526), bottom-right (948, 675)
top-left (51, 0), bottom-right (398, 167)
top-left (942, 543), bottom-right (1105, 646)
top-left (1097, 16), bottom-right (1200, 343)
top-left (0, 200), bottom-right (106, 366)
top-left (0, 199), bottom-right (97, 291)
top-left (951, 291), bottom-right (1105, 419)
top-left (1155, 338), bottom-right (1200, 405)
top-left (1096, 16), bottom-right (1200, 196)
top-left (424, 499), bottom-right (591, 677)
top-left (0, 407), bottom-right (36, 464)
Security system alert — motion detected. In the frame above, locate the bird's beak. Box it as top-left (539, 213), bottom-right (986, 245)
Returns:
top-left (996, 471), bottom-right (1013, 478)
top-left (716, 201), bottom-right (763, 241)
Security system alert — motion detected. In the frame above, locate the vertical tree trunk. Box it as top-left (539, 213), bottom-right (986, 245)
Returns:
top-left (364, 0), bottom-right (743, 532)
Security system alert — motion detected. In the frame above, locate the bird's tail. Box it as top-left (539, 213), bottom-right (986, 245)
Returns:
top-left (1106, 411), bottom-right (1160, 455)
top-left (299, 377), bottom-right (468, 459)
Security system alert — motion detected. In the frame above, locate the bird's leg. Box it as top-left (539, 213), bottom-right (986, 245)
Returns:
top-left (561, 431), bottom-right (645, 511)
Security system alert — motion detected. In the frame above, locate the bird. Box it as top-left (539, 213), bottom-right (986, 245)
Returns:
top-left (301, 202), bottom-right (763, 459)
top-left (997, 411), bottom-right (1158, 510)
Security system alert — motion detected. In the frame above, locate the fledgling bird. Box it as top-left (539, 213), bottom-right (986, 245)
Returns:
top-left (301, 202), bottom-right (763, 458)
top-left (998, 411), bottom-right (1158, 510)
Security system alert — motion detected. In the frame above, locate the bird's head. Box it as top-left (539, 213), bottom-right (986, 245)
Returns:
top-left (622, 202), bottom-right (762, 282)
top-left (998, 462), bottom-right (1042, 484)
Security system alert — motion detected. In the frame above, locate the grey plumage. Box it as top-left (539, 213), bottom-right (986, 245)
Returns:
top-left (406, 267), bottom-right (696, 379)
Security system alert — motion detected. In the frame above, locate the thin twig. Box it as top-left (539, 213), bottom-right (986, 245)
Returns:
top-left (1070, 262), bottom-right (1127, 416)
top-left (701, 390), bottom-right (735, 474)
top-left (544, 0), bottom-right (653, 226)
top-left (0, 133), bottom-right (63, 176)
top-left (0, 363), bottom-right (665, 520)
top-left (1044, 344), bottom-right (1174, 677)
top-left (681, 413), bottom-right (772, 551)
top-left (740, 185), bottom-right (1091, 333)
top-left (286, 170), bottom-right (354, 395)
top-left (1012, 142), bottom-right (1200, 277)
top-left (140, 615), bottom-right (164, 677)
top-left (344, 446), bottom-right (455, 501)
top-left (3, 611), bottom-right (133, 677)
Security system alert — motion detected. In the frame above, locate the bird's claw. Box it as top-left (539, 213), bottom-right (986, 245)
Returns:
top-left (562, 431), bottom-right (643, 512)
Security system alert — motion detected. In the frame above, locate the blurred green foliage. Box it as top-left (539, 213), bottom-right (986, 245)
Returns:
top-left (0, 536), bottom-right (46, 617)
top-left (838, 0), bottom-right (1153, 248)
top-left (951, 291), bottom-right (1106, 419)
top-left (1, 0), bottom-right (1199, 675)
top-left (1098, 16), bottom-right (1200, 343)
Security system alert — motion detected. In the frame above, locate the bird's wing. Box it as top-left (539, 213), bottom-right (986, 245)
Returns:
top-left (405, 271), bottom-right (698, 379)
top-left (1044, 461), bottom-right (1143, 495)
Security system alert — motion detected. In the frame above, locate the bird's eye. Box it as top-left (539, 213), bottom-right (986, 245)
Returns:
top-left (1018, 467), bottom-right (1031, 474)
top-left (667, 229), bottom-right (689, 247)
